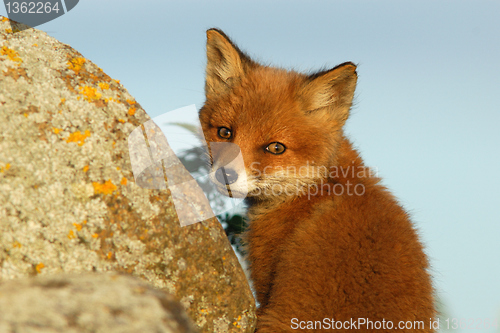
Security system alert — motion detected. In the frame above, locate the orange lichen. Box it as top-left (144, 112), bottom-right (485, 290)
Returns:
top-left (12, 241), bottom-right (21, 248)
top-left (126, 99), bottom-right (136, 104)
top-left (120, 177), bottom-right (127, 185)
top-left (232, 314), bottom-right (242, 328)
top-left (98, 82), bottom-right (109, 90)
top-left (33, 43), bottom-right (38, 47)
top-left (60, 98), bottom-right (66, 103)
top-left (79, 86), bottom-right (102, 102)
top-left (128, 107), bottom-right (136, 116)
top-left (73, 222), bottom-right (83, 231)
top-left (118, 119), bottom-right (125, 123)
top-left (92, 233), bottom-right (99, 238)
top-left (66, 130), bottom-right (90, 146)
top-left (5, 28), bottom-right (12, 34)
top-left (83, 165), bottom-right (89, 172)
top-left (93, 179), bottom-right (117, 195)
top-left (1, 46), bottom-right (22, 63)
top-left (67, 57), bottom-right (86, 73)
top-left (52, 127), bottom-right (61, 134)
top-left (107, 252), bottom-right (113, 259)
top-left (35, 263), bottom-right (45, 274)
top-left (67, 230), bottom-right (76, 239)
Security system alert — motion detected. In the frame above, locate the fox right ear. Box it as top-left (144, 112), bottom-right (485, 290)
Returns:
top-left (205, 29), bottom-right (252, 97)
top-left (301, 62), bottom-right (357, 124)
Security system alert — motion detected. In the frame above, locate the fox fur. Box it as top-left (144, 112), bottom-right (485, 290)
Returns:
top-left (199, 29), bottom-right (435, 332)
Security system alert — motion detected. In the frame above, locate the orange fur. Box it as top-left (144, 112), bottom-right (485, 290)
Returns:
top-left (199, 29), bottom-right (435, 332)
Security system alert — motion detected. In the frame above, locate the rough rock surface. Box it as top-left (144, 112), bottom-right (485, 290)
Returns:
top-left (0, 17), bottom-right (256, 332)
top-left (0, 273), bottom-right (198, 333)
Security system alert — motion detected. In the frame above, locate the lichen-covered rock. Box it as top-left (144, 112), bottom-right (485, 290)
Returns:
top-left (0, 17), bottom-right (256, 332)
top-left (0, 273), bottom-right (198, 333)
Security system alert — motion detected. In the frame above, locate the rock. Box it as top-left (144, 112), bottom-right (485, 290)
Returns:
top-left (0, 17), bottom-right (256, 332)
top-left (0, 273), bottom-right (198, 333)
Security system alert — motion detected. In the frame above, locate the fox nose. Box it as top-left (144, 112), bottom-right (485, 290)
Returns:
top-left (215, 167), bottom-right (238, 185)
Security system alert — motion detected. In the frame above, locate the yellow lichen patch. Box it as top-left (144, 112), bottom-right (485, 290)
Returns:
top-left (1, 46), bottom-right (22, 63)
top-left (2, 17), bottom-right (9, 22)
top-left (12, 241), bottom-right (21, 248)
top-left (52, 127), bottom-right (61, 134)
top-left (73, 222), bottom-right (83, 231)
top-left (83, 165), bottom-right (89, 172)
top-left (67, 230), bottom-right (76, 239)
top-left (5, 28), bottom-right (12, 34)
top-left (126, 99), bottom-right (136, 105)
top-left (233, 316), bottom-right (241, 328)
top-left (79, 86), bottom-right (102, 102)
top-left (33, 43), bottom-right (38, 47)
top-left (128, 107), bottom-right (136, 116)
top-left (66, 130), bottom-right (90, 146)
top-left (67, 57), bottom-right (86, 73)
top-left (105, 97), bottom-right (121, 104)
top-left (118, 119), bottom-right (126, 123)
top-left (98, 82), bottom-right (109, 90)
top-left (35, 263), bottom-right (45, 274)
top-left (232, 315), bottom-right (242, 328)
top-left (60, 98), bottom-right (66, 104)
top-left (93, 179), bottom-right (117, 195)
top-left (120, 177), bottom-right (127, 185)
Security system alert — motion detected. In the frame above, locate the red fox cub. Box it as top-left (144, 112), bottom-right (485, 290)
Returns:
top-left (199, 29), bottom-right (435, 332)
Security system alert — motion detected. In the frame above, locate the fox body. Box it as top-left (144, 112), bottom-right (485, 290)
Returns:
top-left (199, 29), bottom-right (435, 332)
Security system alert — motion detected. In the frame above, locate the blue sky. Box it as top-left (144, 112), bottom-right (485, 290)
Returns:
top-left (3, 0), bottom-right (499, 330)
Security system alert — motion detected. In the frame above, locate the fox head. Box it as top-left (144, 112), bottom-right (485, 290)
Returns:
top-left (199, 29), bottom-right (357, 201)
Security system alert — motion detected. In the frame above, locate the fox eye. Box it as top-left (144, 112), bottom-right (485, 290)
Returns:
top-left (266, 142), bottom-right (286, 155)
top-left (218, 127), bottom-right (232, 139)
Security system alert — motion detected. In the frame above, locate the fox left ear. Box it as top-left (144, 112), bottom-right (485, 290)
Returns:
top-left (300, 62), bottom-right (357, 123)
top-left (205, 29), bottom-right (254, 98)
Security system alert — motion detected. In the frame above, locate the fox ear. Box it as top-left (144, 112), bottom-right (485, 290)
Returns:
top-left (205, 29), bottom-right (252, 97)
top-left (301, 62), bottom-right (357, 123)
